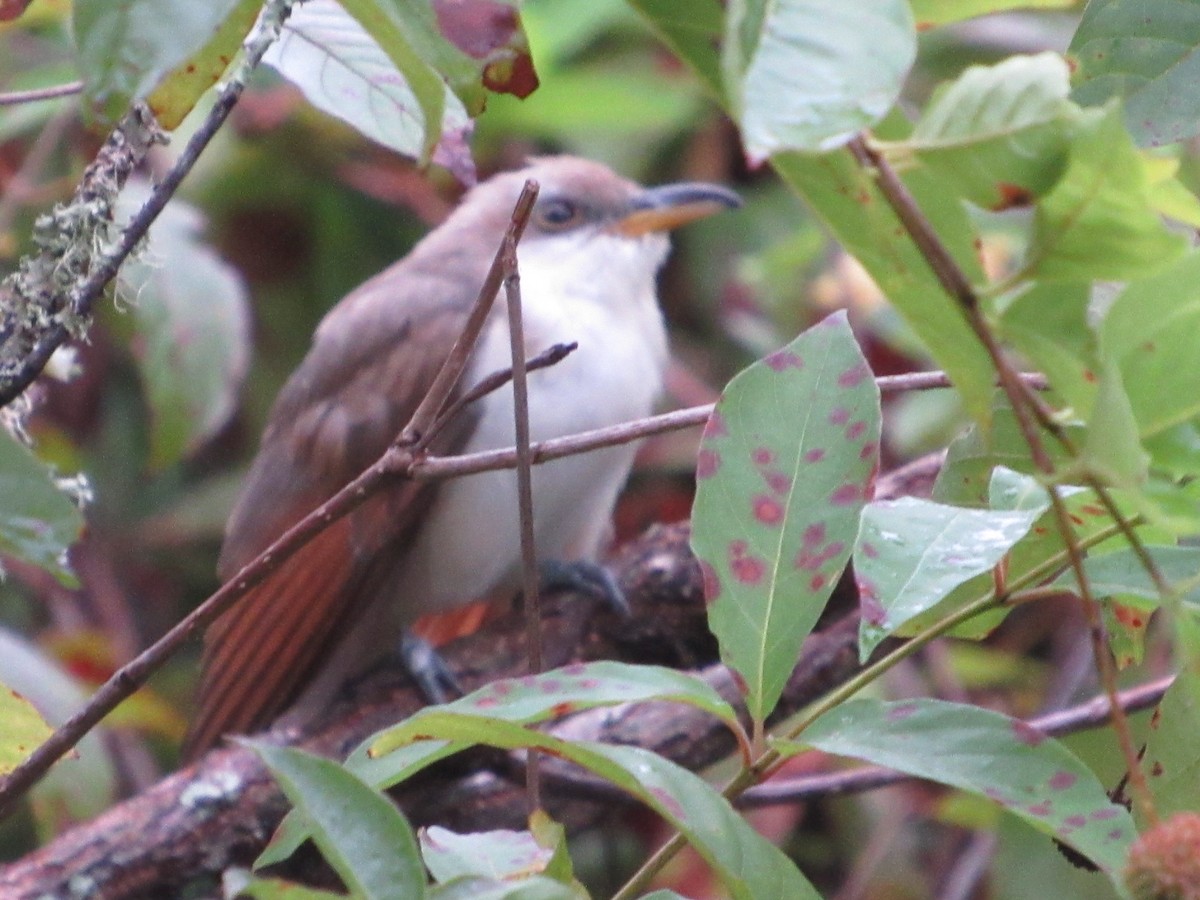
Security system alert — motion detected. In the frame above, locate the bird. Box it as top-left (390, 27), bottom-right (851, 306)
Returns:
top-left (182, 156), bottom-right (740, 759)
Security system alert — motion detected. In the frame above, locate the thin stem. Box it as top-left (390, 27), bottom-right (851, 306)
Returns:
top-left (847, 131), bottom-right (1157, 824)
top-left (422, 341), bottom-right (575, 449)
top-left (0, 81), bottom-right (83, 106)
top-left (403, 184), bottom-right (539, 445)
top-left (501, 180), bottom-right (545, 811)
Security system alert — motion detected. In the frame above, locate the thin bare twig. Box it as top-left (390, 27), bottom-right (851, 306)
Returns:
top-left (0, 0), bottom-right (299, 408)
top-left (402, 188), bottom-right (539, 447)
top-left (0, 81), bottom-right (83, 106)
top-left (500, 179), bottom-right (545, 810)
top-left (412, 370), bottom-right (1046, 482)
top-left (422, 341), bottom-right (576, 449)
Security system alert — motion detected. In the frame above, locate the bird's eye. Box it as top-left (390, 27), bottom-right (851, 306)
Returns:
top-left (535, 198), bottom-right (583, 230)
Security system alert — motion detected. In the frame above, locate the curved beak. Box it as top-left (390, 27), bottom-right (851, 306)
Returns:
top-left (612, 182), bottom-right (742, 237)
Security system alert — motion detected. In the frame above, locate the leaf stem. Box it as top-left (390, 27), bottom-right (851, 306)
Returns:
top-left (847, 131), bottom-right (1158, 826)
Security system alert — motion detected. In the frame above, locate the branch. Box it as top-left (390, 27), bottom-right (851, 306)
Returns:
top-left (0, 521), bottom-right (857, 898)
top-left (0, 458), bottom-right (937, 897)
top-left (0, 0), bottom-right (297, 408)
top-left (0, 81), bottom-right (83, 106)
top-left (0, 178), bottom-right (542, 817)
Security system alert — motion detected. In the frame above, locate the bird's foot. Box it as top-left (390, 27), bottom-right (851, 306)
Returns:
top-left (399, 631), bottom-right (463, 705)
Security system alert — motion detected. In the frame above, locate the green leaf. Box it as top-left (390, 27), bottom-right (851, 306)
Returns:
top-left (73, 0), bottom-right (244, 121)
top-left (772, 150), bottom-right (996, 427)
top-left (1024, 102), bottom-right (1187, 281)
top-left (421, 827), bottom-right (555, 885)
top-left (1082, 359), bottom-right (1150, 487)
top-left (118, 188), bottom-right (251, 469)
top-left (722, 0), bottom-right (915, 158)
top-left (264, 662), bottom-right (744, 867)
top-left (786, 698), bottom-right (1136, 884)
top-left (1070, 0), bottom-right (1200, 146)
top-left (1140, 670), bottom-right (1200, 826)
top-left (145, 0), bottom-right (260, 129)
top-left (899, 53), bottom-right (1079, 210)
top-left (624, 0), bottom-right (722, 97)
top-left (1052, 544), bottom-right (1200, 604)
top-left (0, 431), bottom-right (83, 585)
top-left (0, 681), bottom-right (52, 777)
top-left (856, 491), bottom-right (1044, 659)
top-left (997, 281), bottom-right (1098, 421)
top-left (264, 0), bottom-right (474, 179)
top-left (920, 470), bottom-right (1109, 641)
top-left (249, 742), bottom-right (426, 900)
top-left (911, 0), bottom-right (1075, 27)
top-left (691, 313), bottom-right (880, 723)
top-left (372, 661), bottom-right (743, 754)
top-left (370, 716), bottom-right (818, 900)
top-left (1100, 251), bottom-right (1200, 438)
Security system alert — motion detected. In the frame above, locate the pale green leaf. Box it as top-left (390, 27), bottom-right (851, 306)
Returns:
top-left (73, 0), bottom-right (243, 120)
top-left (1024, 103), bottom-right (1186, 281)
top-left (723, 0), bottom-right (915, 158)
top-left (0, 432), bottom-right (83, 585)
top-left (264, 0), bottom-right (473, 178)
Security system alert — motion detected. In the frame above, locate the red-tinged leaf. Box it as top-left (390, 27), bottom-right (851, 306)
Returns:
top-left (783, 698), bottom-right (1136, 885)
top-left (433, 0), bottom-right (538, 98)
top-left (0, 0), bottom-right (33, 22)
top-left (692, 312), bottom-right (881, 724)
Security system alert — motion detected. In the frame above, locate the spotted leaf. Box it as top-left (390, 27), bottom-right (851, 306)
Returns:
top-left (692, 312), bottom-right (881, 723)
top-left (781, 698), bottom-right (1135, 885)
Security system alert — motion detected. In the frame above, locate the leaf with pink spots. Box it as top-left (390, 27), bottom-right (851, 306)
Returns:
top-left (779, 698), bottom-right (1134, 883)
top-left (366, 716), bottom-right (819, 899)
top-left (260, 662), bottom-right (745, 868)
top-left (692, 312), bottom-right (880, 723)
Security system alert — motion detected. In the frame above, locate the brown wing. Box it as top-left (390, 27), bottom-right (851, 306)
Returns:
top-left (183, 258), bottom-right (484, 760)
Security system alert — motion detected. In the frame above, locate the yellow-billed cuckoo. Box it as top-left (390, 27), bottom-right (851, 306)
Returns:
top-left (183, 156), bottom-right (739, 758)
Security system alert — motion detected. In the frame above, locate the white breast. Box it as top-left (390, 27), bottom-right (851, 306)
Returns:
top-left (395, 228), bottom-right (671, 613)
